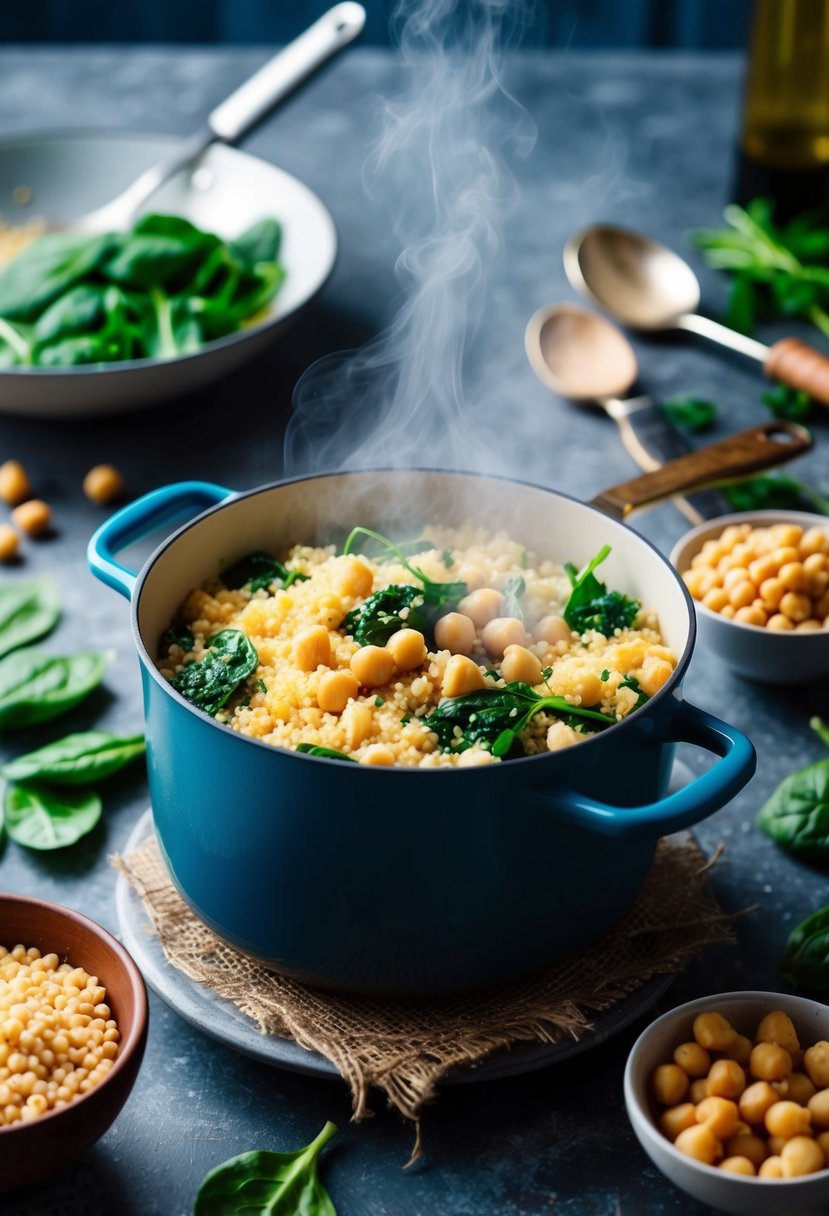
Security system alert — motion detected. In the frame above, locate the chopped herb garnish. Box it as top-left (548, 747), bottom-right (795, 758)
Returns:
top-left (619, 673), bottom-right (649, 708)
top-left (257, 678), bottom-right (267, 694)
top-left (295, 744), bottom-right (355, 762)
top-left (563, 546), bottom-right (639, 637)
top-left (239, 695), bottom-right (251, 708)
top-left (401, 714), bottom-right (411, 725)
top-left (374, 696), bottom-right (385, 707)
top-left (484, 668), bottom-right (501, 679)
top-left (442, 548), bottom-right (454, 568)
top-left (601, 669), bottom-right (610, 681)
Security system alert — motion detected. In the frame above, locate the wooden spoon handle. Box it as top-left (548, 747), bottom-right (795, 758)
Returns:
top-left (589, 420), bottom-right (813, 520)
top-left (765, 338), bottom-right (829, 406)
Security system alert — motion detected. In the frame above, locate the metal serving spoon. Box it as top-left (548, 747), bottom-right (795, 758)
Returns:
top-left (564, 224), bottom-right (829, 409)
top-left (65, 3), bottom-right (365, 233)
top-left (524, 301), bottom-right (726, 525)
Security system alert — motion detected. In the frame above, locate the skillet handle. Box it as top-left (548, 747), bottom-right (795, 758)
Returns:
top-left (87, 481), bottom-right (234, 600)
top-left (532, 702), bottom-right (755, 840)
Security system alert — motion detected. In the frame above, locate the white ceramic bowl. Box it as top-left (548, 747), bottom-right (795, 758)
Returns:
top-left (669, 510), bottom-right (829, 686)
top-left (625, 990), bottom-right (829, 1216)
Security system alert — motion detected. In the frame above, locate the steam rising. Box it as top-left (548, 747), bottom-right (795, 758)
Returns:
top-left (284, 0), bottom-right (534, 475)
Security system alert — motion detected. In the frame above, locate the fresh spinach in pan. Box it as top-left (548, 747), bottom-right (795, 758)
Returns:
top-left (0, 213), bottom-right (285, 367)
top-left (171, 629), bottom-right (258, 715)
top-left (563, 546), bottom-right (639, 637)
top-left (425, 681), bottom-right (616, 758)
top-left (2, 730), bottom-right (145, 786)
top-left (163, 625), bottom-right (196, 652)
top-left (758, 718), bottom-right (829, 861)
top-left (0, 648), bottom-right (108, 730)
top-left (194, 1121), bottom-right (338, 1216)
top-left (221, 551), bottom-right (309, 593)
top-left (4, 784), bottom-right (102, 851)
top-left (0, 577), bottom-right (59, 658)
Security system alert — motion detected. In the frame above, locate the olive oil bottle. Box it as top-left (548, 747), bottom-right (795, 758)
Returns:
top-left (736, 0), bottom-right (829, 218)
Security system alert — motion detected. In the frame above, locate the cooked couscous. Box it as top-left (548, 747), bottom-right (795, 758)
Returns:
top-left (158, 525), bottom-right (677, 767)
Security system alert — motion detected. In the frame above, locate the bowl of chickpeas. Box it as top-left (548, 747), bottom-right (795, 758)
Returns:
top-left (625, 991), bottom-right (829, 1216)
top-left (670, 512), bottom-right (829, 685)
top-left (0, 893), bottom-right (148, 1192)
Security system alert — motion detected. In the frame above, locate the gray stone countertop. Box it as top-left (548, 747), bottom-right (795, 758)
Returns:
top-left (0, 46), bottom-right (827, 1216)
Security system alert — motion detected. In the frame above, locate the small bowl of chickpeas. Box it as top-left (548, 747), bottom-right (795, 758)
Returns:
top-left (669, 511), bottom-right (829, 685)
top-left (0, 893), bottom-right (148, 1193)
top-left (625, 991), bottom-right (829, 1216)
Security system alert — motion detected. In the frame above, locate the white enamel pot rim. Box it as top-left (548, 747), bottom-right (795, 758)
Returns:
top-left (109, 465), bottom-right (699, 772)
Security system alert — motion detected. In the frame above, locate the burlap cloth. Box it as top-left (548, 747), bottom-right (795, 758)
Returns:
top-left (114, 833), bottom-right (733, 1156)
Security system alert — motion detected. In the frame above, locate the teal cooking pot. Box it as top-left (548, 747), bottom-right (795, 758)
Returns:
top-left (88, 469), bottom-right (755, 995)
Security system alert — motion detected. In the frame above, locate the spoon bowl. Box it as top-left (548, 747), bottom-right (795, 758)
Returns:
top-left (565, 225), bottom-right (701, 330)
top-left (525, 302), bottom-right (638, 400)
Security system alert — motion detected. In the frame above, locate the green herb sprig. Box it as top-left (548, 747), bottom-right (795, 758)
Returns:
top-left (758, 718), bottom-right (829, 861)
top-left (563, 546), bottom-right (639, 637)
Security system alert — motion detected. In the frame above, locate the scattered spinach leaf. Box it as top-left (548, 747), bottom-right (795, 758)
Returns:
top-left (374, 696), bottom-right (384, 707)
top-left (295, 744), bottom-right (355, 762)
top-left (619, 674), bottom-right (650, 709)
top-left (221, 551), bottom-right (308, 593)
top-left (172, 629), bottom-right (258, 716)
top-left (563, 546), bottom-right (639, 637)
top-left (502, 575), bottom-right (525, 621)
top-left (780, 905), bottom-right (829, 991)
top-left (2, 731), bottom-right (145, 786)
top-left (194, 1122), bottom-right (338, 1216)
top-left (163, 625), bottom-right (195, 652)
top-left (761, 384), bottom-right (813, 422)
top-left (257, 678), bottom-right (267, 695)
top-left (661, 395), bottom-right (717, 433)
top-left (758, 717), bottom-right (829, 861)
top-left (0, 649), bottom-right (108, 730)
top-left (424, 681), bottom-right (615, 758)
top-left (343, 528), bottom-right (466, 609)
top-left (0, 577), bottom-right (60, 658)
top-left (600, 669), bottom-right (610, 682)
top-left (344, 584), bottom-right (431, 646)
top-left (721, 473), bottom-right (829, 516)
top-left (4, 784), bottom-right (102, 850)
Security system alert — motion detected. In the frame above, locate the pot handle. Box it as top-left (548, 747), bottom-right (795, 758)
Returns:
top-left (87, 481), bottom-right (234, 599)
top-left (532, 702), bottom-right (755, 840)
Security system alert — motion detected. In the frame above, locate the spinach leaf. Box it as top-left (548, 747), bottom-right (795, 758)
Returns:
top-left (296, 744), bottom-right (355, 762)
top-left (2, 731), bottom-right (145, 786)
top-left (221, 551), bottom-right (309, 593)
top-left (757, 759), bottom-right (829, 861)
top-left (661, 395), bottom-right (717, 433)
top-left (502, 576), bottom-right (525, 621)
top-left (722, 473), bottom-right (829, 516)
top-left (4, 784), bottom-right (102, 850)
top-left (344, 584), bottom-right (432, 646)
top-left (194, 1121), bottom-right (338, 1216)
top-left (171, 629), bottom-right (258, 715)
top-left (619, 674), bottom-right (650, 709)
top-left (0, 649), bottom-right (108, 730)
top-left (0, 232), bottom-right (113, 320)
top-left (163, 625), bottom-right (196, 652)
top-left (563, 546), bottom-right (639, 637)
top-left (424, 681), bottom-right (615, 758)
top-left (102, 219), bottom-right (219, 289)
top-left (229, 218), bottom-right (283, 268)
top-left (780, 905), bottom-right (829, 990)
top-left (0, 577), bottom-right (59, 658)
top-left (34, 284), bottom-right (108, 345)
top-left (761, 384), bottom-right (813, 422)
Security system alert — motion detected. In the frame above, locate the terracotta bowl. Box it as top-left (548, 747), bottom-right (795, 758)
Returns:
top-left (0, 894), bottom-right (148, 1193)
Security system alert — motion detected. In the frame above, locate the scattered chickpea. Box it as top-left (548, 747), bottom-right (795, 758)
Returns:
top-left (385, 628), bottom-right (427, 672)
top-left (441, 654), bottom-right (485, 699)
top-left (781, 1136), bottom-right (825, 1177)
top-left (695, 1096), bottom-right (740, 1139)
top-left (674, 1123), bottom-right (721, 1165)
top-left (694, 1011), bottom-right (737, 1051)
top-left (350, 645), bottom-right (395, 689)
top-left (532, 615), bottom-right (571, 645)
top-left (11, 499), bottom-right (51, 537)
top-left (756, 1011), bottom-right (800, 1055)
top-left (707, 1059), bottom-right (746, 1100)
top-left (316, 670), bottom-right (359, 714)
top-left (719, 1156), bottom-right (756, 1176)
top-left (457, 587), bottom-right (504, 628)
top-left (674, 1042), bottom-right (711, 1078)
top-left (0, 460), bottom-right (31, 506)
top-left (0, 524), bottom-right (18, 561)
top-left (433, 612), bottom-right (476, 656)
top-left (480, 616), bottom-right (525, 658)
top-left (765, 1100), bottom-right (810, 1140)
top-left (758, 1156), bottom-right (785, 1178)
top-left (500, 644), bottom-right (543, 686)
top-left (750, 1042), bottom-right (792, 1083)
top-left (652, 1063), bottom-right (689, 1106)
top-left (292, 625), bottom-right (331, 672)
top-left (82, 464), bottom-right (124, 504)
top-left (659, 1103), bottom-right (697, 1141)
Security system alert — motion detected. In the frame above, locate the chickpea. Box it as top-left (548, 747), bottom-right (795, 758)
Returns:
top-left (720, 605), bottom-right (736, 620)
top-left (758, 1156), bottom-right (785, 1178)
top-left (767, 613), bottom-right (795, 631)
top-left (779, 591), bottom-right (812, 623)
top-left (696, 1096), bottom-right (740, 1139)
top-left (800, 527), bottom-right (829, 557)
top-left (359, 745), bottom-right (395, 766)
top-left (779, 561), bottom-right (808, 592)
top-left (659, 1103), bottom-right (697, 1141)
top-left (787, 1074), bottom-right (817, 1106)
top-left (652, 1063), bottom-right (689, 1106)
top-left (292, 625), bottom-right (331, 672)
top-left (434, 612), bottom-right (476, 656)
top-left (757, 1011), bottom-right (800, 1056)
top-left (735, 605), bottom-right (767, 627)
top-left (807, 571), bottom-right (829, 599)
top-left (693, 1011), bottom-right (737, 1051)
top-left (639, 657), bottom-right (674, 696)
top-left (11, 499), bottom-right (50, 536)
top-left (316, 670), bottom-right (359, 714)
top-left (765, 1101), bottom-right (810, 1140)
top-left (481, 617), bottom-right (525, 659)
top-left (751, 1042), bottom-right (792, 1082)
top-left (725, 1132), bottom-right (767, 1168)
top-left (350, 645), bottom-right (395, 689)
top-left (82, 464), bottom-right (124, 504)
top-left (719, 1156), bottom-right (755, 1176)
top-left (334, 557), bottom-right (374, 599)
top-left (771, 524), bottom-right (804, 549)
top-left (441, 655), bottom-right (485, 699)
top-left (386, 629), bottom-right (427, 672)
top-left (721, 1035), bottom-right (753, 1067)
top-left (739, 1081), bottom-right (779, 1125)
top-left (500, 645), bottom-right (543, 686)
top-left (682, 569), bottom-right (706, 598)
top-left (748, 554), bottom-right (779, 585)
top-left (532, 615), bottom-right (571, 645)
top-left (690, 1078), bottom-right (709, 1104)
top-left (781, 1135), bottom-right (825, 1177)
top-left (796, 619), bottom-right (823, 632)
top-left (0, 460), bottom-right (31, 506)
top-left (702, 588), bottom-right (730, 612)
top-left (729, 581), bottom-right (756, 610)
top-left (759, 577), bottom-right (786, 610)
top-left (674, 1124), bottom-right (721, 1165)
top-left (817, 1130), bottom-right (829, 1158)
top-left (674, 1042), bottom-right (711, 1078)
top-left (808, 1089), bottom-right (829, 1128)
top-left (0, 524), bottom-right (19, 561)
top-left (707, 1059), bottom-right (746, 1100)
top-left (457, 588), bottom-right (504, 628)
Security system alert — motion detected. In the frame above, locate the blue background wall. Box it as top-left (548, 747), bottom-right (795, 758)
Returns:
top-left (2, 0), bottom-right (752, 48)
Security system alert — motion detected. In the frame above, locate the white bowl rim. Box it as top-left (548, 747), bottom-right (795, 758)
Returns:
top-left (669, 510), bottom-right (829, 639)
top-left (624, 988), bottom-right (829, 1187)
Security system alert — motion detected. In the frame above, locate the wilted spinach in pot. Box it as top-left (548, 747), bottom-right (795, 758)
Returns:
top-left (221, 550), bottom-right (309, 593)
top-left (171, 629), bottom-right (258, 715)
top-left (564, 546), bottom-right (639, 637)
